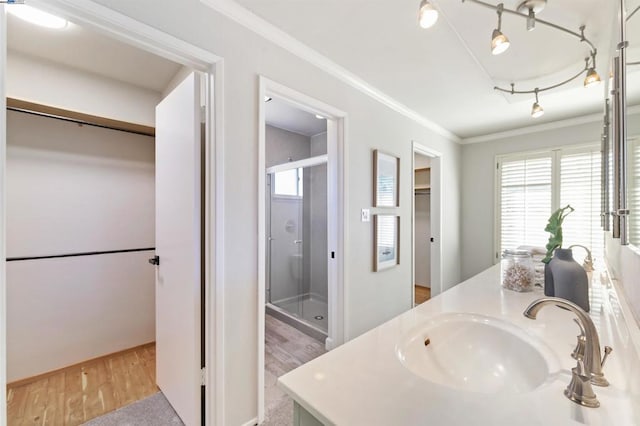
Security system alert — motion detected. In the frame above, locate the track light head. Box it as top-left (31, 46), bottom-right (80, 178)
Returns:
top-left (584, 68), bottom-right (601, 88)
top-left (531, 102), bottom-right (544, 118)
top-left (584, 54), bottom-right (601, 88)
top-left (531, 89), bottom-right (544, 118)
top-left (418, 0), bottom-right (438, 29)
top-left (491, 4), bottom-right (510, 55)
top-left (491, 29), bottom-right (510, 55)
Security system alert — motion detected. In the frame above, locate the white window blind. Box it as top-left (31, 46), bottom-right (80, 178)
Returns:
top-left (497, 144), bottom-right (602, 263)
top-left (559, 147), bottom-right (603, 266)
top-left (498, 154), bottom-right (553, 253)
top-left (629, 138), bottom-right (640, 246)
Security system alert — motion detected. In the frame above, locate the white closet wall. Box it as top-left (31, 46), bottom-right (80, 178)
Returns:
top-left (6, 110), bottom-right (155, 382)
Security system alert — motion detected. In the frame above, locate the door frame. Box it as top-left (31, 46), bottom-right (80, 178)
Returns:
top-left (0, 2), bottom-right (226, 425)
top-left (257, 76), bottom-right (347, 424)
top-left (411, 142), bottom-right (443, 305)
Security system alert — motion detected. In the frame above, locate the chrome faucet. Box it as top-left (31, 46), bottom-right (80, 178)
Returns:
top-left (524, 297), bottom-right (609, 387)
top-left (568, 244), bottom-right (594, 272)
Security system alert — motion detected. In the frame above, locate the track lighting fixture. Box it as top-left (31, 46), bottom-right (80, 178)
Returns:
top-left (531, 89), bottom-right (544, 118)
top-left (491, 4), bottom-right (510, 55)
top-left (417, 0), bottom-right (438, 29)
top-left (416, 0), bottom-right (599, 117)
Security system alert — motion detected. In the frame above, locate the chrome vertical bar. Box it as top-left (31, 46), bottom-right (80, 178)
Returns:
top-left (602, 99), bottom-right (610, 231)
top-left (619, 0), bottom-right (629, 245)
top-left (613, 57), bottom-right (621, 239)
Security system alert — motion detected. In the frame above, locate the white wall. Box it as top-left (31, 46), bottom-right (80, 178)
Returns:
top-left (7, 252), bottom-right (155, 382)
top-left (7, 50), bottom-right (160, 126)
top-left (7, 111), bottom-right (155, 256)
top-left (460, 119), bottom-right (603, 280)
top-left (265, 124), bottom-right (310, 167)
top-left (89, 1), bottom-right (463, 423)
top-left (6, 110), bottom-right (155, 381)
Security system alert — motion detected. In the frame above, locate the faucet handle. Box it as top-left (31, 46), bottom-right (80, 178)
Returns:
top-left (564, 359), bottom-right (600, 408)
top-left (571, 318), bottom-right (586, 360)
top-left (601, 346), bottom-right (613, 368)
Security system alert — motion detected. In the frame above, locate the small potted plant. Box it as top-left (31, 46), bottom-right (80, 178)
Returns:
top-left (542, 205), bottom-right (590, 311)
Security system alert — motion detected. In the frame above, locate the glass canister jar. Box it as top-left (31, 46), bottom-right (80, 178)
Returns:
top-left (501, 249), bottom-right (535, 292)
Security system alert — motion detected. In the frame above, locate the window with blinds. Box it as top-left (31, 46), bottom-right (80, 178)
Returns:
top-left (629, 138), bottom-right (640, 246)
top-left (498, 154), bottom-right (553, 252)
top-left (497, 145), bottom-right (602, 264)
top-left (559, 147), bottom-right (603, 266)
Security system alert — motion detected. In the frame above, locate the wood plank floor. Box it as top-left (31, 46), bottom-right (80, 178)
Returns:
top-left (415, 285), bottom-right (431, 304)
top-left (7, 343), bottom-right (158, 426)
top-left (264, 314), bottom-right (326, 425)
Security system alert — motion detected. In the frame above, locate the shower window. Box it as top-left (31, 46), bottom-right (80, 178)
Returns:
top-left (273, 168), bottom-right (303, 197)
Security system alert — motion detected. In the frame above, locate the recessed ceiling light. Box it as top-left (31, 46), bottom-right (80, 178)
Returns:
top-left (8, 5), bottom-right (69, 29)
top-left (315, 114), bottom-right (325, 120)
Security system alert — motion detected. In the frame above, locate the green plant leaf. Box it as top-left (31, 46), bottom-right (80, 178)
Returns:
top-left (542, 205), bottom-right (574, 263)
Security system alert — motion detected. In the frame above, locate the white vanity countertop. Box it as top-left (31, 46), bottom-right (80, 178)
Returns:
top-left (278, 266), bottom-right (640, 425)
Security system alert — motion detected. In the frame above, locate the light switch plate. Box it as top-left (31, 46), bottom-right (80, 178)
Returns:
top-left (361, 208), bottom-right (370, 222)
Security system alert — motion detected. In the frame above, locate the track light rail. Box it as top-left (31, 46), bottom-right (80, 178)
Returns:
top-left (493, 63), bottom-right (588, 95)
top-left (463, 0), bottom-right (597, 52)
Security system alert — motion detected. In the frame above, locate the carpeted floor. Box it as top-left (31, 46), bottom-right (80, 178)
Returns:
top-left (82, 392), bottom-right (184, 426)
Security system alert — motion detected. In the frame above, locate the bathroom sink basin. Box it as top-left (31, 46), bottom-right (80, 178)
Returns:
top-left (395, 313), bottom-right (551, 394)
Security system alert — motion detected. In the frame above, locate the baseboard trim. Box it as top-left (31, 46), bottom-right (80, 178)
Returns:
top-left (7, 341), bottom-right (156, 388)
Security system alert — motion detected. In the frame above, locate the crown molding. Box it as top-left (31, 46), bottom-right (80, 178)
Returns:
top-left (462, 103), bottom-right (640, 144)
top-left (461, 113), bottom-right (603, 144)
top-left (199, 0), bottom-right (461, 143)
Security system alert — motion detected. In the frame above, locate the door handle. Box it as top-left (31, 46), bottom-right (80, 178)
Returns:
top-left (148, 255), bottom-right (160, 265)
top-left (294, 240), bottom-right (303, 244)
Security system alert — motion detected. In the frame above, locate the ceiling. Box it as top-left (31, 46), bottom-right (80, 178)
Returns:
top-left (6, 12), bottom-right (182, 93)
top-left (7, 2), bottom-right (639, 139)
top-left (232, 0), bottom-right (640, 139)
top-left (266, 97), bottom-right (327, 137)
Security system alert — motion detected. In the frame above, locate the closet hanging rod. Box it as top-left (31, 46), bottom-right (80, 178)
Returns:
top-left (6, 98), bottom-right (155, 137)
top-left (6, 247), bottom-right (155, 262)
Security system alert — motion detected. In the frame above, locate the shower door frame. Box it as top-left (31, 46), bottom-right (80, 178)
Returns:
top-left (257, 76), bottom-right (346, 425)
top-left (266, 155), bottom-right (329, 325)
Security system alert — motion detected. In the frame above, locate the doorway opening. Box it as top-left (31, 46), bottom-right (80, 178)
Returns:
top-left (414, 153), bottom-right (432, 304)
top-left (1, 4), bottom-right (217, 425)
top-left (257, 78), bottom-right (346, 424)
top-left (411, 142), bottom-right (442, 306)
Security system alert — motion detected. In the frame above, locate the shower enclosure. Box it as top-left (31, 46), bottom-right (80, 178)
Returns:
top-left (266, 159), bottom-right (328, 339)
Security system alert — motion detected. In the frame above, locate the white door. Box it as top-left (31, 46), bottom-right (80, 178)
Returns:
top-left (154, 72), bottom-right (202, 426)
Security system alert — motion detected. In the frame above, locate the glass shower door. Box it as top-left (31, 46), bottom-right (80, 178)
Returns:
top-left (267, 168), bottom-right (304, 318)
top-left (267, 162), bottom-right (328, 333)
